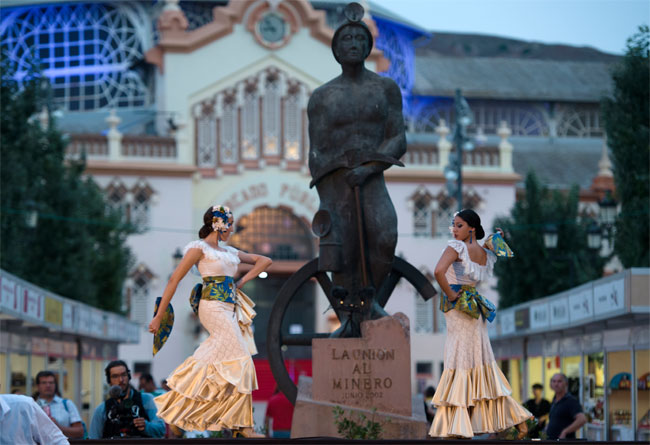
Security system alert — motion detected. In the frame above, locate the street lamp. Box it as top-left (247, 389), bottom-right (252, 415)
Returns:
top-left (445, 89), bottom-right (474, 212)
top-left (598, 190), bottom-right (617, 245)
top-left (25, 200), bottom-right (39, 229)
top-left (543, 224), bottom-right (558, 249)
top-left (543, 224), bottom-right (576, 288)
top-left (587, 222), bottom-right (603, 250)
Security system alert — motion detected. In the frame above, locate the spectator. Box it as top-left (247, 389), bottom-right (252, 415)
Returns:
top-left (139, 373), bottom-right (165, 397)
top-left (423, 386), bottom-right (436, 424)
top-left (546, 373), bottom-right (587, 439)
top-left (33, 371), bottom-right (84, 439)
top-left (523, 383), bottom-right (551, 438)
top-left (160, 379), bottom-right (171, 392)
top-left (264, 387), bottom-right (294, 438)
top-left (0, 394), bottom-right (69, 445)
top-left (89, 360), bottom-right (165, 439)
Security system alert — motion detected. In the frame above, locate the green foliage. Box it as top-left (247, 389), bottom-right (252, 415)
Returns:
top-left (501, 417), bottom-right (543, 440)
top-left (332, 406), bottom-right (388, 439)
top-left (601, 25), bottom-right (650, 268)
top-left (493, 172), bottom-right (606, 308)
top-left (0, 63), bottom-right (134, 312)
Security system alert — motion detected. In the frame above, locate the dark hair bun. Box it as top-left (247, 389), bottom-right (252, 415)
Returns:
top-left (475, 225), bottom-right (485, 240)
top-left (198, 224), bottom-right (212, 239)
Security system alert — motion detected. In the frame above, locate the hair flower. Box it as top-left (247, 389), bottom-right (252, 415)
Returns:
top-left (211, 205), bottom-right (233, 232)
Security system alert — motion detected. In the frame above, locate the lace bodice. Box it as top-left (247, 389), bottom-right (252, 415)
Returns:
top-left (183, 240), bottom-right (240, 277)
top-left (444, 240), bottom-right (496, 286)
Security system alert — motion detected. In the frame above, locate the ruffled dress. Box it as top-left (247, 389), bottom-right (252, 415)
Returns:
top-left (429, 240), bottom-right (531, 438)
top-left (154, 241), bottom-right (258, 431)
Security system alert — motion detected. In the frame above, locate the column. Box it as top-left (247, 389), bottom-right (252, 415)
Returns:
top-left (435, 119), bottom-right (451, 168)
top-left (498, 120), bottom-right (513, 172)
top-left (105, 109), bottom-right (123, 161)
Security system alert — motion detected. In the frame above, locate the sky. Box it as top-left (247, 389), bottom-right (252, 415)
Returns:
top-left (371, 0), bottom-right (649, 55)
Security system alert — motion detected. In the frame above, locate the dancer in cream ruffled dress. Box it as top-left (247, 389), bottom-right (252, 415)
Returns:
top-left (429, 209), bottom-right (531, 439)
top-left (148, 205), bottom-right (271, 437)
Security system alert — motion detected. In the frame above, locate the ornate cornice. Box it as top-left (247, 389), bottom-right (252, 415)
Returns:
top-left (145, 0), bottom-right (389, 73)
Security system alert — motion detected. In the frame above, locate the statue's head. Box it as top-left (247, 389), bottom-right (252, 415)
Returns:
top-left (331, 3), bottom-right (373, 65)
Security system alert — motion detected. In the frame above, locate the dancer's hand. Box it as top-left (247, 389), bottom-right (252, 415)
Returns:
top-left (448, 291), bottom-right (462, 302)
top-left (148, 317), bottom-right (161, 334)
top-left (495, 227), bottom-right (504, 237)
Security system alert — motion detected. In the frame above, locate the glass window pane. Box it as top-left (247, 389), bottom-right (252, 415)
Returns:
top-left (584, 353), bottom-right (605, 440)
top-left (608, 350), bottom-right (633, 440)
top-left (635, 349), bottom-right (650, 441)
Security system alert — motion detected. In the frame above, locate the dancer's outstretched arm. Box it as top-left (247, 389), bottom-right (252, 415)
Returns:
top-left (148, 248), bottom-right (203, 333)
top-left (434, 247), bottom-right (461, 301)
top-left (236, 252), bottom-right (272, 288)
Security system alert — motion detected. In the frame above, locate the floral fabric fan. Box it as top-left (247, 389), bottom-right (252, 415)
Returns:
top-left (484, 232), bottom-right (514, 257)
top-left (152, 297), bottom-right (174, 356)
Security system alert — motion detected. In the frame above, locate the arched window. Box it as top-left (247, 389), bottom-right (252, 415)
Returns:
top-left (1, 3), bottom-right (151, 111)
top-left (414, 269), bottom-right (435, 334)
top-left (410, 187), bottom-right (434, 237)
top-left (228, 206), bottom-right (314, 261)
top-left (131, 180), bottom-right (154, 229)
top-left (192, 67), bottom-right (310, 173)
top-left (105, 179), bottom-right (128, 222)
top-left (128, 264), bottom-right (155, 325)
top-left (433, 189), bottom-right (484, 237)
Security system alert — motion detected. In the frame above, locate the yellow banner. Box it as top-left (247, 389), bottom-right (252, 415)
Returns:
top-left (45, 297), bottom-right (63, 326)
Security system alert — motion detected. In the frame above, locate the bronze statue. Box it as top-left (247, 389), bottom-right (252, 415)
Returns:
top-left (308, 3), bottom-right (406, 337)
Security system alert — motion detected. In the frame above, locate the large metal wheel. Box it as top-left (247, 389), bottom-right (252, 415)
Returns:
top-left (267, 256), bottom-right (437, 404)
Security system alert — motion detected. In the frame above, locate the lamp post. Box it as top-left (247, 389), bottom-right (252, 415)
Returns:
top-left (444, 89), bottom-right (474, 212)
top-left (543, 223), bottom-right (576, 288)
top-left (24, 200), bottom-right (39, 229)
top-left (598, 190), bottom-right (617, 244)
top-left (587, 221), bottom-right (603, 250)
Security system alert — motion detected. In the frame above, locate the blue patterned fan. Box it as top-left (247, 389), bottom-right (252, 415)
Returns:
top-left (152, 297), bottom-right (174, 356)
top-left (484, 232), bottom-right (514, 257)
top-left (189, 283), bottom-right (202, 315)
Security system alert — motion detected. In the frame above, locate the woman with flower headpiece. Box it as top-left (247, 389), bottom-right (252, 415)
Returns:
top-left (428, 209), bottom-right (531, 439)
top-left (148, 205), bottom-right (271, 437)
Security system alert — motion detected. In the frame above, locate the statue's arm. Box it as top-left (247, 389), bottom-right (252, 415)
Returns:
top-left (308, 90), bottom-right (328, 184)
top-left (378, 78), bottom-right (407, 161)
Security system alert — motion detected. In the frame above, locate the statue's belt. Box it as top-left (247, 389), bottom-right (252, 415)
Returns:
top-left (309, 150), bottom-right (404, 188)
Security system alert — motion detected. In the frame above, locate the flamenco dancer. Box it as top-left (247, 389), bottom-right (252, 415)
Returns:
top-left (429, 209), bottom-right (531, 439)
top-left (148, 205), bottom-right (271, 437)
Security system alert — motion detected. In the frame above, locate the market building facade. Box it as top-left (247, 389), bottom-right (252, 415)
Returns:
top-left (0, 0), bottom-right (622, 423)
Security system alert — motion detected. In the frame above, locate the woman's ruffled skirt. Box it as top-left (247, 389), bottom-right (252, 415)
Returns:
top-left (154, 300), bottom-right (258, 431)
top-left (429, 309), bottom-right (531, 438)
top-left (429, 361), bottom-right (532, 437)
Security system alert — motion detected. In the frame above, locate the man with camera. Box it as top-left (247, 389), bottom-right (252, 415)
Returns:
top-left (89, 360), bottom-right (165, 439)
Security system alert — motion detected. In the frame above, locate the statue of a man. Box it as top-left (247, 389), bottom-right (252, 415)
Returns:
top-left (308, 3), bottom-right (406, 337)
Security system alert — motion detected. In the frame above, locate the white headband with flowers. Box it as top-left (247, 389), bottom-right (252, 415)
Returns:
top-left (211, 205), bottom-right (233, 232)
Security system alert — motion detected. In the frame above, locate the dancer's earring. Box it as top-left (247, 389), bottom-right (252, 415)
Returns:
top-left (469, 230), bottom-right (473, 244)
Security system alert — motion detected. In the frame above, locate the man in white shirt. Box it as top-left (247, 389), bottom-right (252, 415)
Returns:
top-left (0, 394), bottom-right (69, 445)
top-left (34, 370), bottom-right (84, 438)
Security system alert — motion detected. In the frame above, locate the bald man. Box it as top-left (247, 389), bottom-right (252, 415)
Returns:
top-left (546, 373), bottom-right (587, 439)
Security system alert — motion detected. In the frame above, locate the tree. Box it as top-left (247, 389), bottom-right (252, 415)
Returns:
top-left (493, 172), bottom-right (606, 309)
top-left (601, 26), bottom-right (650, 268)
top-left (0, 64), bottom-right (134, 312)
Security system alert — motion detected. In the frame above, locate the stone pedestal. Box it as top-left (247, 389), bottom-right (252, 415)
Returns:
top-left (291, 314), bottom-right (429, 439)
